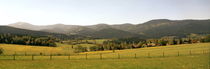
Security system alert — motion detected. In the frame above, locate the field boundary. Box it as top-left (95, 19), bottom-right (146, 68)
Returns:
top-left (0, 49), bottom-right (209, 60)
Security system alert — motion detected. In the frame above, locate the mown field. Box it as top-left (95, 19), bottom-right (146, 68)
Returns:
top-left (0, 43), bottom-right (209, 69)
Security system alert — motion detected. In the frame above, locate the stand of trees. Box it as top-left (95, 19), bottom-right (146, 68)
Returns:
top-left (0, 34), bottom-right (57, 47)
top-left (74, 45), bottom-right (88, 53)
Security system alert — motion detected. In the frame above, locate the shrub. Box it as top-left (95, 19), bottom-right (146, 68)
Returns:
top-left (89, 46), bottom-right (98, 51)
top-left (74, 45), bottom-right (88, 53)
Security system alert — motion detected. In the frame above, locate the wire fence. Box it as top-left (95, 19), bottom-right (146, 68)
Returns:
top-left (0, 49), bottom-right (209, 60)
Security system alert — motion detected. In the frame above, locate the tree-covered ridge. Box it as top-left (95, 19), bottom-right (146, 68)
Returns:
top-left (8, 19), bottom-right (210, 39)
top-left (0, 26), bottom-right (85, 40)
top-left (0, 34), bottom-right (57, 47)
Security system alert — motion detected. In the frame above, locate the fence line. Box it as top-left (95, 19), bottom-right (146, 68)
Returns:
top-left (0, 49), bottom-right (209, 60)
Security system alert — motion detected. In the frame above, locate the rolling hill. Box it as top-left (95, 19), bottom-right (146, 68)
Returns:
top-left (0, 26), bottom-right (83, 39)
top-left (8, 19), bottom-right (210, 38)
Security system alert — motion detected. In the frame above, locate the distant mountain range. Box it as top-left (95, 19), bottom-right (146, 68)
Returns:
top-left (0, 26), bottom-right (84, 39)
top-left (5, 19), bottom-right (210, 39)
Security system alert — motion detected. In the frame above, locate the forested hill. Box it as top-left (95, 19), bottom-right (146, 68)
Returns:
top-left (8, 19), bottom-right (210, 39)
top-left (0, 26), bottom-right (83, 40)
top-left (131, 19), bottom-right (210, 38)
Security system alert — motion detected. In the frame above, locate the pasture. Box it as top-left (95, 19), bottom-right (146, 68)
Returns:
top-left (0, 43), bottom-right (209, 69)
top-left (0, 54), bottom-right (209, 69)
top-left (0, 43), bottom-right (75, 55)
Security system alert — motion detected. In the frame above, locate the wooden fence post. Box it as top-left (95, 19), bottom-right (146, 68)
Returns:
top-left (13, 52), bottom-right (16, 60)
top-left (68, 54), bottom-right (70, 60)
top-left (178, 51), bottom-right (180, 56)
top-left (100, 53), bottom-right (102, 60)
top-left (118, 53), bottom-right (120, 59)
top-left (85, 53), bottom-right (87, 60)
top-left (163, 51), bottom-right (165, 57)
top-left (148, 52), bottom-right (150, 58)
top-left (50, 54), bottom-right (52, 60)
top-left (25, 51), bottom-right (27, 56)
top-left (13, 54), bottom-right (16, 60)
top-left (189, 50), bottom-right (192, 55)
top-left (32, 55), bottom-right (34, 60)
top-left (134, 53), bottom-right (137, 58)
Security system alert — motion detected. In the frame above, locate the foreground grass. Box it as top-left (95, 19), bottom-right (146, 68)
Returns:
top-left (0, 54), bottom-right (209, 69)
top-left (0, 43), bottom-right (209, 69)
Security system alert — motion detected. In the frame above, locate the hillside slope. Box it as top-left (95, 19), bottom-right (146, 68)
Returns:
top-left (8, 19), bottom-right (210, 38)
top-left (0, 26), bottom-right (83, 39)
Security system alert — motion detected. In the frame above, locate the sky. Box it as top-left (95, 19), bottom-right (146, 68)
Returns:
top-left (0, 0), bottom-right (210, 25)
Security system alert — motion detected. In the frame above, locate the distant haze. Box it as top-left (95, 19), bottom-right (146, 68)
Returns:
top-left (0, 0), bottom-right (210, 25)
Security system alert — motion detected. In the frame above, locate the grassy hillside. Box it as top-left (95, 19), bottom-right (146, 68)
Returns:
top-left (77, 43), bottom-right (210, 59)
top-left (0, 42), bottom-right (209, 69)
top-left (0, 26), bottom-right (83, 39)
top-left (8, 19), bottom-right (210, 39)
top-left (0, 43), bottom-right (209, 59)
top-left (0, 39), bottom-right (109, 55)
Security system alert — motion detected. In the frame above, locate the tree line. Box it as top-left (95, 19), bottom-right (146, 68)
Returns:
top-left (74, 34), bottom-right (210, 52)
top-left (0, 34), bottom-right (57, 47)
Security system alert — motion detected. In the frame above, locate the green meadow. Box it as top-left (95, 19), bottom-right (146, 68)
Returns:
top-left (0, 54), bottom-right (209, 69)
top-left (0, 43), bottom-right (209, 69)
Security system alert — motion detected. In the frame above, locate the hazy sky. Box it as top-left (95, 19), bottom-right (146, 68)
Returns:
top-left (0, 0), bottom-right (210, 25)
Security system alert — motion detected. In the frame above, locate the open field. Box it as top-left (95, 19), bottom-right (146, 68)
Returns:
top-left (0, 43), bottom-right (75, 55)
top-left (83, 39), bottom-right (109, 44)
top-left (63, 39), bottom-right (109, 44)
top-left (0, 43), bottom-right (209, 59)
top-left (78, 43), bottom-right (210, 59)
top-left (0, 54), bottom-right (209, 69)
top-left (0, 43), bottom-right (209, 69)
